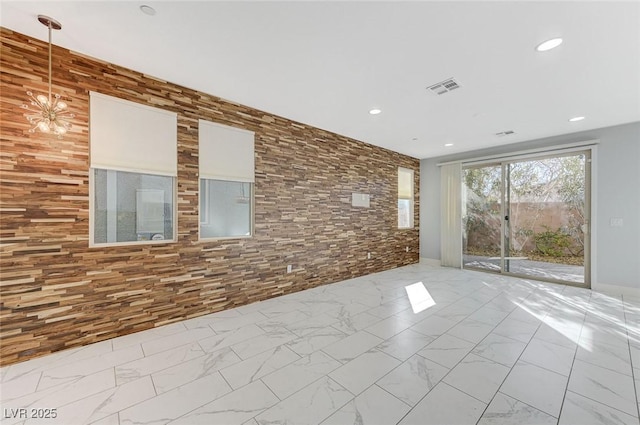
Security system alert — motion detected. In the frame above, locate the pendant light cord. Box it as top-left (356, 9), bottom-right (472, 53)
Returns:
top-left (48, 21), bottom-right (52, 104)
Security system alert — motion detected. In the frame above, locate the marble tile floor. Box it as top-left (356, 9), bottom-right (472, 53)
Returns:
top-left (2, 264), bottom-right (639, 425)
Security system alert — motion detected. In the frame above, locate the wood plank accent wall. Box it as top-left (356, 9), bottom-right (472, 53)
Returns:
top-left (0, 28), bottom-right (420, 366)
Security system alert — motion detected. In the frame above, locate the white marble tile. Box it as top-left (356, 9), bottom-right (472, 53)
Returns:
top-left (198, 324), bottom-right (265, 353)
top-left (168, 380), bottom-right (278, 425)
top-left (468, 306), bottom-right (510, 326)
top-left (286, 313), bottom-right (339, 337)
top-left (262, 350), bottom-right (342, 400)
top-left (568, 359), bottom-right (638, 416)
top-left (575, 340), bottom-right (633, 376)
top-left (6, 264), bottom-right (639, 425)
top-left (581, 316), bottom-right (630, 347)
top-left (630, 344), bottom-right (640, 370)
top-left (331, 311), bottom-right (381, 335)
top-left (0, 371), bottom-right (41, 401)
top-left (324, 303), bottom-right (370, 321)
top-left (559, 390), bottom-right (639, 425)
top-left (255, 377), bottom-right (353, 425)
top-left (507, 306), bottom-right (546, 325)
top-left (259, 300), bottom-right (308, 318)
top-left (533, 321), bottom-right (581, 349)
top-left (484, 294), bottom-right (518, 313)
top-left (28, 376), bottom-right (155, 425)
top-left (443, 353), bottom-right (510, 403)
top-left (89, 413), bottom-right (119, 425)
top-left (410, 314), bottom-right (459, 338)
top-left (256, 310), bottom-right (311, 332)
top-left (152, 346), bottom-right (241, 393)
top-left (182, 310), bottom-right (242, 330)
top-left (493, 318), bottom-right (540, 343)
top-left (417, 334), bottom-right (475, 368)
top-left (320, 384), bottom-right (410, 425)
top-left (363, 315), bottom-right (413, 340)
top-left (478, 392), bottom-right (557, 425)
top-left (321, 330), bottom-right (383, 363)
top-left (115, 341), bottom-right (204, 385)
top-left (220, 345), bottom-right (300, 390)
top-left (367, 300), bottom-right (410, 319)
top-left (285, 326), bottom-right (346, 356)
top-left (300, 299), bottom-right (348, 318)
top-left (430, 307), bottom-right (470, 325)
top-left (209, 311), bottom-right (269, 333)
top-left (397, 382), bottom-right (486, 425)
top-left (392, 303), bottom-right (443, 325)
top-left (230, 327), bottom-right (296, 360)
top-left (375, 328), bottom-right (433, 361)
top-left (446, 318), bottom-right (496, 344)
top-left (328, 349), bottom-right (400, 395)
top-left (0, 369), bottom-right (115, 425)
top-left (500, 361), bottom-right (568, 417)
top-left (1, 340), bottom-right (114, 384)
top-left (377, 354), bottom-right (448, 406)
top-left (37, 344), bottom-right (143, 391)
top-left (141, 327), bottom-right (215, 356)
top-left (112, 322), bottom-right (187, 350)
top-left (521, 338), bottom-right (576, 376)
top-left (472, 333), bottom-right (527, 367)
top-left (120, 372), bottom-right (232, 425)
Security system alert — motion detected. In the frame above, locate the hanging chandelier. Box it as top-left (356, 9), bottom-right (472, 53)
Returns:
top-left (22, 15), bottom-right (74, 137)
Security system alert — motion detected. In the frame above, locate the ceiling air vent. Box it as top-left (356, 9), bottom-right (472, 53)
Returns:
top-left (495, 130), bottom-right (515, 137)
top-left (427, 78), bottom-right (461, 95)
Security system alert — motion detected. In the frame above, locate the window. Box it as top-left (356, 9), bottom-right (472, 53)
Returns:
top-left (398, 167), bottom-right (414, 228)
top-left (199, 120), bottom-right (254, 239)
top-left (89, 92), bottom-right (177, 245)
top-left (93, 170), bottom-right (173, 243)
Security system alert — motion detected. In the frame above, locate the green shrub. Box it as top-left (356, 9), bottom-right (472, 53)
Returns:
top-left (534, 226), bottom-right (572, 257)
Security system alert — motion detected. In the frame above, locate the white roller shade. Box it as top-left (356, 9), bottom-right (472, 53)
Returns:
top-left (90, 92), bottom-right (177, 176)
top-left (398, 167), bottom-right (414, 199)
top-left (199, 120), bottom-right (255, 182)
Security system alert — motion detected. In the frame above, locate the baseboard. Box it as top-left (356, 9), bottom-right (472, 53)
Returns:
top-left (420, 257), bottom-right (441, 267)
top-left (591, 282), bottom-right (640, 299)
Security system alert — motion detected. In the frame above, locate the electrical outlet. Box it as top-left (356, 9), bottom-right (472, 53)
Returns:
top-left (367, 252), bottom-right (371, 260)
top-left (287, 264), bottom-right (292, 273)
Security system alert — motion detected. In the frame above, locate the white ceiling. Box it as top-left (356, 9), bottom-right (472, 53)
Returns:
top-left (2, 1), bottom-right (639, 159)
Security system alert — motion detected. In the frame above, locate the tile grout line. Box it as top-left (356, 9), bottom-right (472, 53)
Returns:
top-left (555, 289), bottom-right (590, 424)
top-left (394, 282), bottom-right (537, 424)
top-left (622, 295), bottom-right (640, 420)
top-left (472, 287), bottom-right (553, 424)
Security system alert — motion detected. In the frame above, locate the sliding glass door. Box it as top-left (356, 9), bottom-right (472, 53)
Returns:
top-left (463, 150), bottom-right (590, 287)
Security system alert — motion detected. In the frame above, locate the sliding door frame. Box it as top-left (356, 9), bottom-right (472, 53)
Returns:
top-left (460, 144), bottom-right (594, 289)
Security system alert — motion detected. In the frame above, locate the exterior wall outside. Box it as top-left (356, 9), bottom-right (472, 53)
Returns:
top-left (0, 28), bottom-right (420, 366)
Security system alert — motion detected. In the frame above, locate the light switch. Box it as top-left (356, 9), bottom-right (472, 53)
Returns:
top-left (610, 218), bottom-right (623, 227)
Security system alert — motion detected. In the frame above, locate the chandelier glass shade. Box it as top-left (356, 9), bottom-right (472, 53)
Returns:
top-left (22, 15), bottom-right (74, 137)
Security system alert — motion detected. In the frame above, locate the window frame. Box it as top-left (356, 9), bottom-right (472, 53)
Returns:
top-left (89, 168), bottom-right (177, 247)
top-left (398, 167), bottom-right (415, 229)
top-left (198, 178), bottom-right (255, 241)
top-left (198, 120), bottom-right (255, 242)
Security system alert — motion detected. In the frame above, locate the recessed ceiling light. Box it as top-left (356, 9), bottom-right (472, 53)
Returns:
top-left (569, 116), bottom-right (585, 122)
top-left (444, 143), bottom-right (454, 147)
top-left (140, 5), bottom-right (156, 16)
top-left (536, 37), bottom-right (563, 52)
top-left (369, 108), bottom-right (382, 115)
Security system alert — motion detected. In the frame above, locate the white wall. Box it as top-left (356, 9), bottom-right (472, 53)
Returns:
top-left (420, 122), bottom-right (640, 292)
